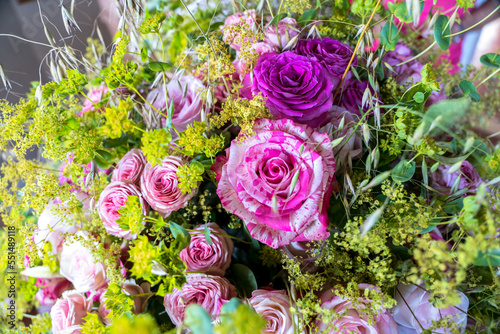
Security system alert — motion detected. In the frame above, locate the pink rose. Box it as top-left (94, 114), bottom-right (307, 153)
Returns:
top-left (319, 108), bottom-right (363, 169)
top-left (264, 17), bottom-right (300, 49)
top-left (210, 154), bottom-right (228, 182)
top-left (392, 283), bottom-right (469, 333)
top-left (59, 232), bottom-right (108, 293)
top-left (317, 284), bottom-right (398, 334)
top-left (35, 278), bottom-right (73, 306)
top-left (431, 160), bottom-right (482, 195)
top-left (98, 281), bottom-right (152, 325)
top-left (97, 180), bottom-right (149, 239)
top-left (146, 75), bottom-right (204, 134)
top-left (163, 274), bottom-right (237, 326)
top-left (33, 200), bottom-right (80, 256)
top-left (249, 289), bottom-right (296, 334)
top-left (111, 149), bottom-right (147, 185)
top-left (217, 118), bottom-right (336, 248)
top-left (79, 85), bottom-right (108, 116)
top-left (180, 223), bottom-right (234, 276)
top-left (221, 10), bottom-right (259, 51)
top-left (50, 290), bottom-right (93, 334)
top-left (141, 156), bottom-right (196, 217)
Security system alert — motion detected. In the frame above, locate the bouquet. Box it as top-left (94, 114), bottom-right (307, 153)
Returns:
top-left (1, 0), bottom-right (500, 333)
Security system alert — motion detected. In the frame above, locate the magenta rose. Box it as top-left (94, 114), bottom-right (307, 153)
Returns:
top-left (249, 289), bottom-right (296, 334)
top-left (141, 156), bottom-right (196, 217)
top-left (252, 51), bottom-right (335, 128)
top-left (264, 17), bottom-right (300, 49)
top-left (210, 154), bottom-right (229, 182)
top-left (50, 290), bottom-right (93, 334)
top-left (111, 149), bottom-right (147, 185)
top-left (384, 44), bottom-right (423, 85)
top-left (295, 37), bottom-right (357, 79)
top-left (163, 274), bottom-right (237, 326)
top-left (392, 283), bottom-right (469, 333)
top-left (217, 118), bottom-right (336, 248)
top-left (317, 284), bottom-right (398, 334)
top-left (59, 232), bottom-right (108, 293)
top-left (336, 79), bottom-right (376, 117)
top-left (431, 160), bottom-right (482, 194)
top-left (180, 222), bottom-right (234, 276)
top-left (221, 10), bottom-right (259, 51)
top-left (98, 180), bottom-right (149, 239)
top-left (35, 278), bottom-right (73, 306)
top-left (146, 75), bottom-right (204, 134)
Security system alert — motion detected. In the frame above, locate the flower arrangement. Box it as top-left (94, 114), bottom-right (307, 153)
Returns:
top-left (0, 0), bottom-right (500, 333)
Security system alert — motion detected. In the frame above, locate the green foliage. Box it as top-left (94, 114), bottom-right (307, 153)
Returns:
top-left (479, 53), bottom-right (500, 68)
top-left (117, 195), bottom-right (145, 236)
top-left (141, 128), bottom-right (172, 166)
top-left (108, 312), bottom-right (162, 334)
top-left (228, 264), bottom-right (258, 298)
top-left (380, 21), bottom-right (399, 51)
top-left (459, 80), bottom-right (481, 101)
top-left (81, 313), bottom-right (108, 334)
top-left (184, 304), bottom-right (214, 334)
top-left (177, 122), bottom-right (225, 159)
top-left (104, 283), bottom-right (136, 321)
top-left (215, 301), bottom-right (267, 334)
top-left (434, 15), bottom-right (451, 51)
top-left (139, 11), bottom-right (166, 34)
top-left (99, 98), bottom-right (136, 139)
top-left (176, 161), bottom-right (204, 194)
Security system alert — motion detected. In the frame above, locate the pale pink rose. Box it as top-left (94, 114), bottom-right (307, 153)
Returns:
top-left (319, 108), bottom-right (363, 169)
top-left (33, 200), bottom-right (80, 256)
top-left (221, 10), bottom-right (259, 51)
top-left (97, 180), bottom-right (149, 239)
top-left (98, 281), bottom-right (151, 325)
top-left (163, 274), bottom-right (237, 326)
top-left (392, 283), bottom-right (469, 333)
top-left (217, 118), bottom-right (336, 248)
top-left (264, 17), bottom-right (300, 49)
top-left (111, 149), bottom-right (147, 185)
top-left (50, 290), bottom-right (93, 334)
top-left (79, 85), bottom-right (108, 116)
top-left (249, 289), bottom-right (295, 334)
top-left (35, 278), bottom-right (73, 306)
top-left (431, 160), bottom-right (482, 195)
top-left (317, 284), bottom-right (398, 334)
top-left (141, 156), bottom-right (196, 217)
top-left (146, 75), bottom-right (204, 134)
top-left (59, 232), bottom-right (108, 293)
top-left (180, 223), bottom-right (234, 276)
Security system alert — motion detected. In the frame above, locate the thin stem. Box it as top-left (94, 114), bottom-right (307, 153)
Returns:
top-left (395, 41), bottom-right (436, 67)
top-left (0, 34), bottom-right (53, 48)
top-left (445, 5), bottom-right (500, 37)
top-left (477, 68), bottom-right (500, 87)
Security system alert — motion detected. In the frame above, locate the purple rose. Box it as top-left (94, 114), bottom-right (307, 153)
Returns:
top-left (295, 37), bottom-right (357, 79)
top-left (384, 44), bottom-right (423, 85)
top-left (252, 51), bottom-right (335, 128)
top-left (431, 160), bottom-right (482, 194)
top-left (336, 79), bottom-right (376, 117)
top-left (217, 118), bottom-right (336, 248)
top-left (264, 17), bottom-right (301, 49)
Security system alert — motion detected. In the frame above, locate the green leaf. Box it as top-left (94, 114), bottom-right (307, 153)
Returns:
top-left (416, 97), bottom-right (470, 137)
top-left (459, 80), bottom-right (480, 101)
top-left (479, 53), bottom-right (500, 68)
top-left (413, 92), bottom-right (425, 103)
top-left (267, 13), bottom-right (287, 27)
top-left (229, 264), bottom-right (257, 298)
top-left (184, 304), bottom-right (214, 334)
top-left (442, 198), bottom-right (464, 215)
top-left (169, 221), bottom-right (191, 250)
top-left (148, 61), bottom-right (173, 72)
top-left (434, 15), bottom-right (451, 51)
top-left (392, 160), bottom-right (416, 183)
top-left (388, 1), bottom-right (422, 23)
top-left (380, 21), bottom-right (399, 51)
top-left (190, 160), bottom-right (205, 174)
top-left (473, 249), bottom-right (500, 266)
top-left (165, 99), bottom-right (174, 130)
top-left (298, 9), bottom-right (317, 26)
top-left (141, 47), bottom-right (148, 63)
top-left (204, 223), bottom-right (213, 245)
top-left (220, 298), bottom-right (243, 315)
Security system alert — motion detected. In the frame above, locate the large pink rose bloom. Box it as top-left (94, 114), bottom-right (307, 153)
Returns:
top-left (59, 232), bottom-right (108, 293)
top-left (249, 289), bottom-right (296, 334)
top-left (141, 156), bottom-right (196, 217)
top-left (50, 290), bottom-right (92, 334)
top-left (111, 149), bottom-right (147, 185)
top-left (146, 75), bottom-right (204, 134)
top-left (217, 118), bottom-right (336, 248)
top-left (317, 284), bottom-right (398, 334)
top-left (98, 180), bottom-right (149, 239)
top-left (179, 222), bottom-right (234, 276)
top-left (221, 10), bottom-right (259, 51)
top-left (392, 283), bottom-right (469, 333)
top-left (163, 274), bottom-right (237, 326)
top-left (35, 278), bottom-right (73, 306)
top-left (264, 17), bottom-right (300, 49)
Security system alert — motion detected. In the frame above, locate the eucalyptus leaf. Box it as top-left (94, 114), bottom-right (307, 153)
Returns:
top-left (392, 160), bottom-right (416, 183)
top-left (434, 15), bottom-right (451, 51)
top-left (298, 9), bottom-right (317, 26)
top-left (479, 53), bottom-right (500, 68)
top-left (184, 304), bottom-right (214, 334)
top-left (473, 249), bottom-right (500, 267)
top-left (267, 13), bottom-right (287, 27)
top-left (380, 21), bottom-right (399, 51)
top-left (169, 221), bottom-right (191, 250)
top-left (229, 264), bottom-right (257, 298)
top-left (148, 61), bottom-right (173, 72)
top-left (459, 80), bottom-right (480, 101)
